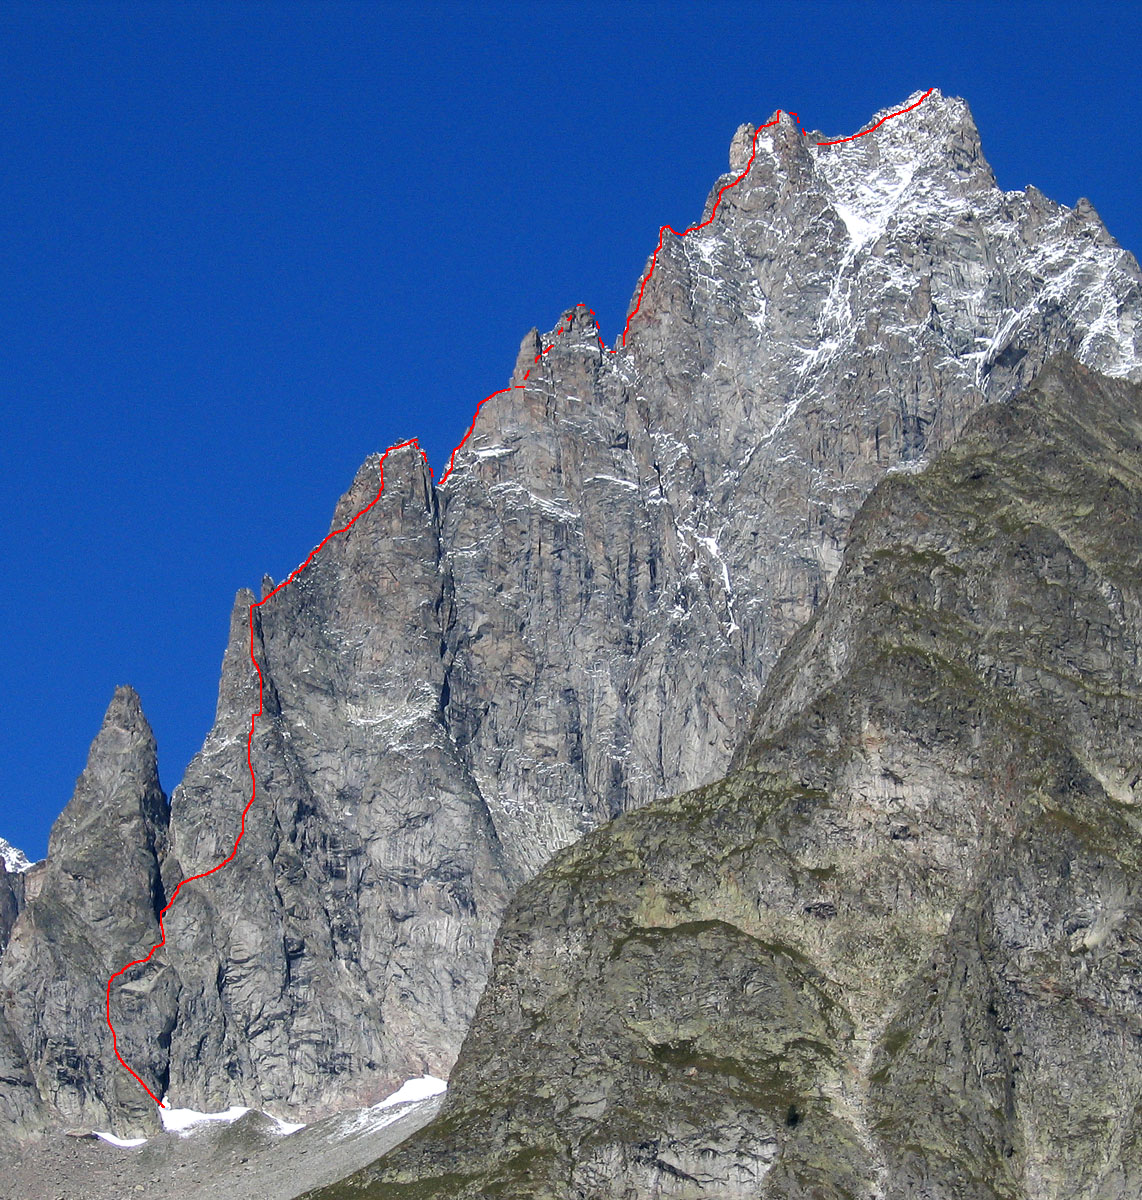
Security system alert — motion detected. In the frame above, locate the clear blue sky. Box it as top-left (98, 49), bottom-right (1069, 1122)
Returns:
top-left (2, 1), bottom-right (1139, 859)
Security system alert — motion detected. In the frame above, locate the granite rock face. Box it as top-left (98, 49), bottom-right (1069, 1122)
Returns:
top-left (317, 359), bottom-right (1142, 1199)
top-left (158, 452), bottom-right (514, 1118)
top-left (0, 687), bottom-right (172, 1142)
top-left (0, 848), bottom-right (37, 1146)
top-left (3, 90), bottom-right (1142, 1139)
top-left (438, 89), bottom-right (1141, 870)
top-left (0, 839), bottom-right (32, 960)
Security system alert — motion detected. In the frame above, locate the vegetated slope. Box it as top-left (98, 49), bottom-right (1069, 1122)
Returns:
top-left (3, 88), bottom-right (1142, 1140)
top-left (310, 359), bottom-right (1142, 1198)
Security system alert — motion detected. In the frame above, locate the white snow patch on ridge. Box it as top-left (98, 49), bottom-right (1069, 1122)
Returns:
top-left (341, 1075), bottom-right (447, 1137)
top-left (378, 1075), bottom-right (446, 1107)
top-left (0, 837), bottom-right (34, 873)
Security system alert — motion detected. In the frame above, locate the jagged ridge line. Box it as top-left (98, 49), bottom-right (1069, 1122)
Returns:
top-left (105, 440), bottom-right (429, 1106)
top-left (813, 87), bottom-right (934, 147)
top-left (106, 88), bottom-right (934, 1108)
top-left (440, 90), bottom-right (933, 483)
top-left (619, 89), bottom-right (934, 346)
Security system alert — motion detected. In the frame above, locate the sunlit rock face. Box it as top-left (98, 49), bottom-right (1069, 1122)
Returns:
top-left (439, 88), bottom-right (1142, 869)
top-left (3, 90), bottom-right (1141, 1138)
top-left (0, 687), bottom-right (172, 1142)
top-left (320, 360), bottom-right (1142, 1199)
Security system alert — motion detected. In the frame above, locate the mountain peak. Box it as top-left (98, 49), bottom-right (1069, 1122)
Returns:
top-left (6, 85), bottom-right (1142, 1154)
top-left (807, 88), bottom-right (991, 192)
top-left (46, 685), bottom-right (166, 863)
top-left (95, 684), bottom-right (157, 768)
top-left (0, 838), bottom-right (32, 874)
top-left (102, 683), bottom-right (147, 731)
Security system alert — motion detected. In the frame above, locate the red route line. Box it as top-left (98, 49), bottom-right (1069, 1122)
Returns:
top-left (814, 88), bottom-right (933, 147)
top-left (105, 439), bottom-right (431, 1106)
top-left (618, 89), bottom-right (933, 347)
top-left (107, 88), bottom-right (933, 1107)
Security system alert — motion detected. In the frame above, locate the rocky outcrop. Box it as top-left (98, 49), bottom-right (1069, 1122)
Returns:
top-left (5, 90), bottom-right (1142, 1138)
top-left (0, 687), bottom-right (173, 1138)
top-left (316, 359), bottom-right (1142, 1198)
top-left (159, 451), bottom-right (513, 1118)
top-left (0, 863), bottom-right (23, 958)
top-left (0, 839), bottom-right (32, 960)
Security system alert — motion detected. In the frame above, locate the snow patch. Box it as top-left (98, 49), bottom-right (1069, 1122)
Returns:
top-left (831, 203), bottom-right (879, 248)
top-left (829, 160), bottom-right (917, 252)
top-left (585, 475), bottom-right (639, 490)
top-left (159, 1102), bottom-right (250, 1135)
top-left (693, 533), bottom-right (740, 635)
top-left (378, 1075), bottom-right (447, 1108)
top-left (340, 1075), bottom-right (448, 1137)
top-left (696, 536), bottom-right (733, 597)
top-left (692, 233), bottom-right (719, 267)
top-left (92, 1131), bottom-right (147, 1148)
top-left (96, 1101), bottom-right (306, 1147)
top-left (0, 837), bottom-right (34, 873)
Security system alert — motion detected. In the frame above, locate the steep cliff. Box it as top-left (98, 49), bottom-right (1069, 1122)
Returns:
top-left (315, 359), bottom-right (1142, 1198)
top-left (0, 687), bottom-right (173, 1140)
top-left (159, 452), bottom-right (513, 1117)
top-left (0, 863), bottom-right (24, 959)
top-left (0, 839), bottom-right (33, 962)
top-left (159, 90), bottom-right (1140, 1122)
top-left (3, 89), bottom-right (1142, 1139)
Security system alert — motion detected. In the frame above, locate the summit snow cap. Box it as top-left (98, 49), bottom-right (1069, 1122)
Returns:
top-left (0, 837), bottom-right (33, 874)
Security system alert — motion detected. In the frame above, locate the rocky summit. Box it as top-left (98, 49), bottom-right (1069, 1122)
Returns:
top-left (2, 89), bottom-right (1142, 1197)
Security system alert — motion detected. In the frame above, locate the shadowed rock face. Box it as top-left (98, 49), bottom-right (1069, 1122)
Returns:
top-left (313, 361), bottom-right (1142, 1198)
top-left (0, 862), bottom-right (23, 957)
top-left (4, 90), bottom-right (1142, 1139)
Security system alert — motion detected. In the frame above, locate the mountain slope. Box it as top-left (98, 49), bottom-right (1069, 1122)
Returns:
top-left (2, 89), bottom-right (1141, 1139)
top-left (311, 357), bottom-right (1142, 1198)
